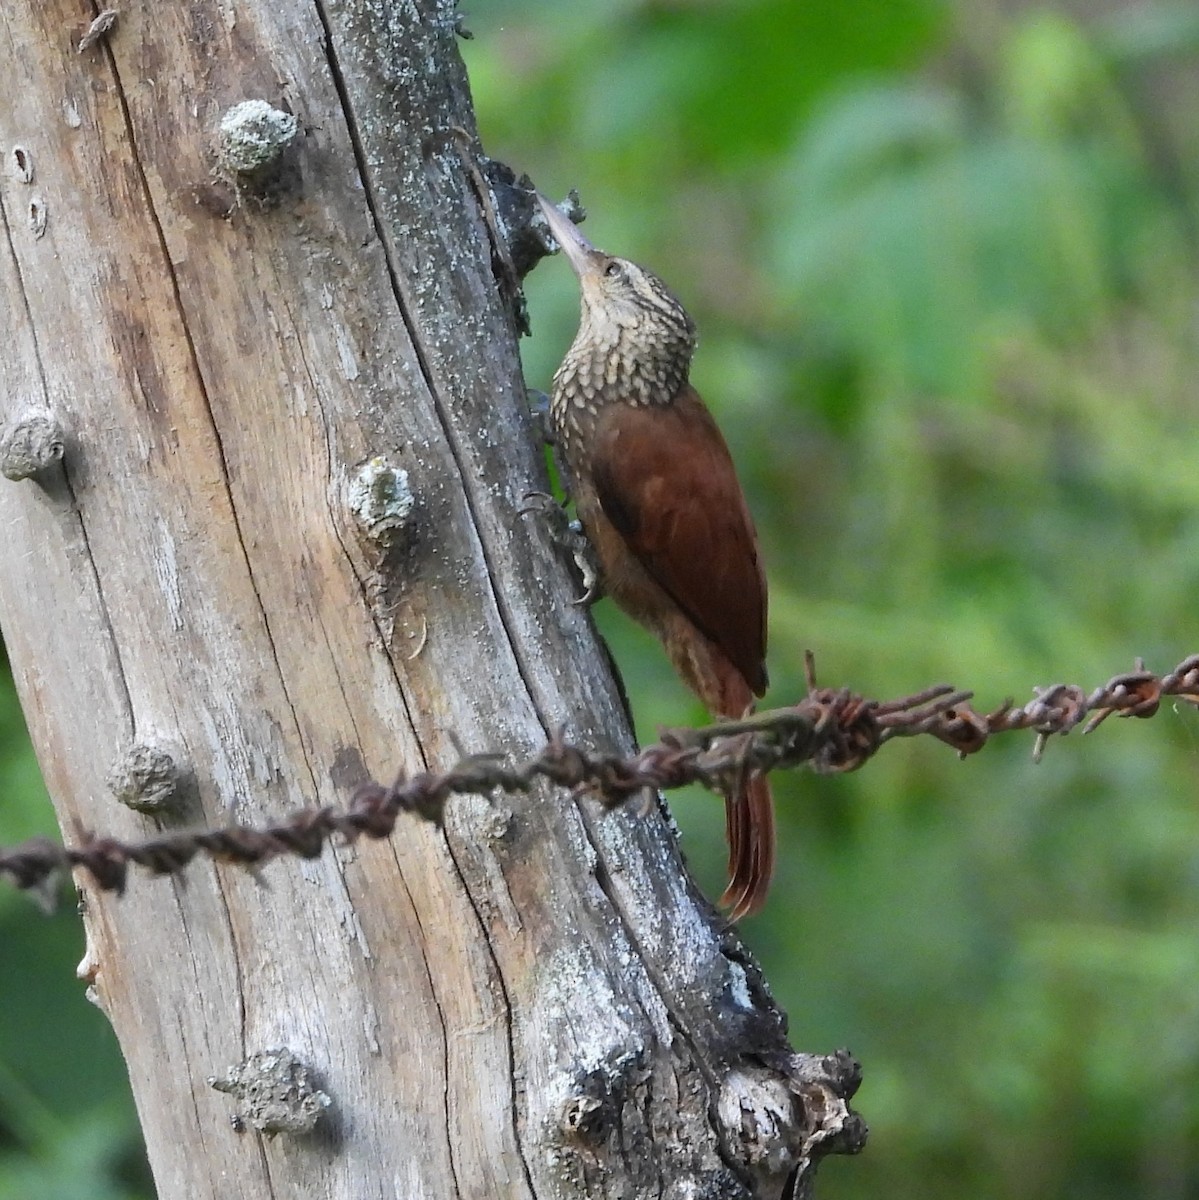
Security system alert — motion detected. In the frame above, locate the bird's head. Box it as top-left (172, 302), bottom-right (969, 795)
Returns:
top-left (537, 194), bottom-right (696, 405)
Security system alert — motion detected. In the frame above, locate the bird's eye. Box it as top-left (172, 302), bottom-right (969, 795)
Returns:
top-left (604, 261), bottom-right (623, 279)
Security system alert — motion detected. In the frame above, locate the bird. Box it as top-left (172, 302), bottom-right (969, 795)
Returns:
top-left (535, 193), bottom-right (773, 919)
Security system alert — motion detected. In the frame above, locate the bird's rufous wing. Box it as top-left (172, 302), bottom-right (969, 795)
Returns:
top-left (590, 386), bottom-right (768, 698)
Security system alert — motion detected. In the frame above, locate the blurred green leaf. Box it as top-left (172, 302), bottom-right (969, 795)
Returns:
top-left (770, 87), bottom-right (1170, 395)
top-left (0, 1108), bottom-right (148, 1200)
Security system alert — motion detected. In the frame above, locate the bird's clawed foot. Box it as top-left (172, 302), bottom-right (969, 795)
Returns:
top-left (519, 491), bottom-right (602, 606)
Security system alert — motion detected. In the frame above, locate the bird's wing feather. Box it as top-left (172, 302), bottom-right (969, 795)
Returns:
top-left (590, 387), bottom-right (768, 695)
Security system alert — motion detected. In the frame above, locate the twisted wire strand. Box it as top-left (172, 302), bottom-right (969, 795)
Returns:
top-left (2, 654), bottom-right (1196, 901)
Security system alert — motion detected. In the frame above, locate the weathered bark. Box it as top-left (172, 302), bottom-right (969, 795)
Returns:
top-left (0, 2), bottom-right (861, 1197)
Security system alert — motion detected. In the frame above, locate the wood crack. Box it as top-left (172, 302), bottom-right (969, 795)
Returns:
top-left (396, 866), bottom-right (464, 1199)
top-left (309, 2), bottom-right (551, 738)
top-left (0, 188), bottom-right (137, 736)
top-left (100, 16), bottom-right (325, 812)
top-left (310, 7), bottom-right (541, 1195)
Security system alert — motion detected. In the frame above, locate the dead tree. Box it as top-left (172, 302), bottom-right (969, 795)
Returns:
top-left (0, 2), bottom-right (861, 1195)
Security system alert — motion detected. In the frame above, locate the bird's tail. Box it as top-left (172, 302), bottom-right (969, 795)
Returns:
top-left (718, 769), bottom-right (775, 920)
top-left (671, 634), bottom-right (775, 919)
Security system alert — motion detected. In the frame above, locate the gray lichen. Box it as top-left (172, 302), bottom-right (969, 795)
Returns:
top-left (0, 410), bottom-right (64, 481)
top-left (347, 456), bottom-right (415, 545)
top-left (208, 1048), bottom-right (332, 1136)
top-left (215, 101), bottom-right (300, 207)
top-left (217, 100), bottom-right (299, 174)
top-left (107, 741), bottom-right (189, 815)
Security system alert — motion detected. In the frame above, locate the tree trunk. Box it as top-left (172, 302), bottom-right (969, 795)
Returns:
top-left (0, 2), bottom-right (860, 1196)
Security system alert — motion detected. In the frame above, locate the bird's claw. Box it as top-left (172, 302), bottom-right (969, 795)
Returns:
top-left (571, 586), bottom-right (601, 607)
top-left (520, 492), bottom-right (603, 605)
top-left (569, 525), bottom-right (602, 607)
top-left (518, 489), bottom-right (557, 517)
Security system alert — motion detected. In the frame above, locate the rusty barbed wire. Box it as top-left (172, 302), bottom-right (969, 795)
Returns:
top-left (1, 654), bottom-right (1197, 902)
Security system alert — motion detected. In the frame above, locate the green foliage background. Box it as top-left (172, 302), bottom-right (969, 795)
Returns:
top-left (3, 1), bottom-right (1198, 1194)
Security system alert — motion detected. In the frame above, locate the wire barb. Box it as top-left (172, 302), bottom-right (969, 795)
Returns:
top-left (1, 654), bottom-right (1195, 902)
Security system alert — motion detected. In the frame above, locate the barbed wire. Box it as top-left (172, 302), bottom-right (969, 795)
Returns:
top-left (2, 653), bottom-right (1196, 903)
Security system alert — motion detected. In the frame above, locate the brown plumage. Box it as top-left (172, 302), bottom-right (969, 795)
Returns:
top-left (537, 194), bottom-right (774, 919)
